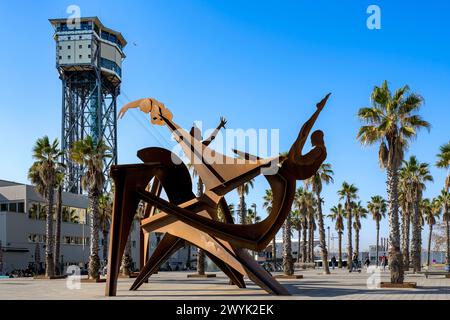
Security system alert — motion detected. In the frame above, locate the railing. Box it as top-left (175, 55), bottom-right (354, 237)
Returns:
top-left (100, 58), bottom-right (122, 77)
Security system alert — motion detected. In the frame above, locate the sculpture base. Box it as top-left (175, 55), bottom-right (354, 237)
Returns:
top-left (33, 275), bottom-right (67, 280)
top-left (119, 272), bottom-right (140, 278)
top-left (81, 278), bottom-right (106, 283)
top-left (187, 274), bottom-right (217, 278)
top-left (274, 274), bottom-right (303, 279)
top-left (380, 282), bottom-right (416, 288)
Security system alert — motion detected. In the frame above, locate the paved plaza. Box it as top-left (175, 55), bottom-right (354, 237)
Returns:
top-left (0, 269), bottom-right (449, 300)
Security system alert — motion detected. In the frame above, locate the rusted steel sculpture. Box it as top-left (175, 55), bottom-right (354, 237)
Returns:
top-left (105, 94), bottom-right (330, 296)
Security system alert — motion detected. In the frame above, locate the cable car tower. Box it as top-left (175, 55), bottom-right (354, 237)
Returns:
top-left (49, 17), bottom-right (126, 193)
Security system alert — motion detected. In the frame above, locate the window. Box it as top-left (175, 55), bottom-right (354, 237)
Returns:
top-left (68, 55), bottom-right (71, 59)
top-left (88, 44), bottom-right (91, 48)
top-left (68, 36), bottom-right (71, 40)
top-left (59, 56), bottom-right (62, 60)
top-left (79, 45), bottom-right (82, 49)
top-left (88, 54), bottom-right (91, 59)
top-left (79, 36), bottom-right (82, 39)
top-left (9, 203), bottom-right (17, 212)
top-left (68, 45), bottom-right (71, 49)
top-left (0, 203), bottom-right (7, 211)
top-left (79, 55), bottom-right (82, 59)
top-left (59, 46), bottom-right (62, 50)
top-left (17, 202), bottom-right (24, 213)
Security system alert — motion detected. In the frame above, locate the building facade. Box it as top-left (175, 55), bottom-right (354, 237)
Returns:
top-left (0, 179), bottom-right (140, 274)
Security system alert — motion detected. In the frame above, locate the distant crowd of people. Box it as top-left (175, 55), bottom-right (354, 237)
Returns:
top-left (329, 253), bottom-right (389, 272)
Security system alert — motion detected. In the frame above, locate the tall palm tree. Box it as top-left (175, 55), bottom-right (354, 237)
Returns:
top-left (424, 198), bottom-right (441, 268)
top-left (357, 80), bottom-right (430, 283)
top-left (329, 204), bottom-right (345, 268)
top-left (401, 156), bottom-right (433, 272)
top-left (305, 163), bottom-right (334, 274)
top-left (70, 136), bottom-right (110, 280)
top-left (338, 182), bottom-right (358, 270)
top-left (436, 142), bottom-right (450, 193)
top-left (263, 189), bottom-right (277, 268)
top-left (367, 196), bottom-right (387, 266)
top-left (98, 194), bottom-right (112, 263)
top-left (352, 201), bottom-right (368, 260)
top-left (28, 136), bottom-right (63, 277)
top-left (437, 190), bottom-right (450, 268)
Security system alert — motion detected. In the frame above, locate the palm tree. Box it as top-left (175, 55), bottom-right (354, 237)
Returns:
top-left (437, 190), bottom-right (450, 267)
top-left (237, 180), bottom-right (254, 225)
top-left (338, 182), bottom-right (358, 270)
top-left (436, 142), bottom-right (450, 193)
top-left (329, 204), bottom-right (345, 268)
top-left (305, 163), bottom-right (334, 274)
top-left (70, 136), bottom-right (110, 280)
top-left (28, 136), bottom-right (63, 277)
top-left (295, 188), bottom-right (315, 263)
top-left (53, 172), bottom-right (64, 275)
top-left (401, 156), bottom-right (433, 272)
top-left (263, 189), bottom-right (278, 268)
top-left (367, 196), bottom-right (387, 266)
top-left (357, 81), bottom-right (430, 283)
top-left (98, 194), bottom-right (112, 263)
top-left (352, 201), bottom-right (368, 261)
top-left (423, 198), bottom-right (441, 268)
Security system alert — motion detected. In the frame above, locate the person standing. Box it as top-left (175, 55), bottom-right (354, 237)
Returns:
top-left (331, 256), bottom-right (337, 270)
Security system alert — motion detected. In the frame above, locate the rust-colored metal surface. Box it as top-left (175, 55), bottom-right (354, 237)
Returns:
top-left (106, 94), bottom-right (330, 296)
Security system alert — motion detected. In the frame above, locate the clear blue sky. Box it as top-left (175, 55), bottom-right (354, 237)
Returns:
top-left (0, 1), bottom-right (449, 252)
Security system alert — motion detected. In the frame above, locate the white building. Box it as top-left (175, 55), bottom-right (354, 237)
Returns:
top-left (0, 179), bottom-right (140, 274)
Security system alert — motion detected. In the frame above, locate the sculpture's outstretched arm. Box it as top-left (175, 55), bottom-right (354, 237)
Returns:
top-left (203, 117), bottom-right (227, 147)
top-left (287, 93), bottom-right (331, 162)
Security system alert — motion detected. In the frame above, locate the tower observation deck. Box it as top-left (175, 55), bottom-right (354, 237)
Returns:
top-left (49, 17), bottom-right (126, 193)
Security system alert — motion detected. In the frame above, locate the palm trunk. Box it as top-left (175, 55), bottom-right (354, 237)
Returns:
top-left (272, 237), bottom-right (277, 268)
top-left (297, 227), bottom-right (301, 263)
top-left (282, 215), bottom-right (294, 275)
top-left (446, 218), bottom-right (450, 266)
top-left (346, 200), bottom-right (352, 270)
top-left (402, 205), bottom-right (411, 270)
top-left (88, 190), bottom-right (101, 280)
top-left (239, 194), bottom-right (246, 225)
top-left (355, 228), bottom-right (360, 261)
top-left (427, 224), bottom-right (433, 268)
top-left (301, 224), bottom-right (307, 263)
top-left (121, 233), bottom-right (133, 276)
top-left (316, 191), bottom-right (329, 274)
top-left (386, 167), bottom-right (404, 283)
top-left (309, 218), bottom-right (315, 263)
top-left (411, 190), bottom-right (422, 273)
top-left (45, 187), bottom-right (55, 277)
top-left (196, 177), bottom-right (206, 275)
top-left (338, 232), bottom-right (343, 268)
top-left (54, 185), bottom-right (62, 275)
top-left (376, 221), bottom-right (380, 266)
top-left (102, 229), bottom-right (109, 262)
